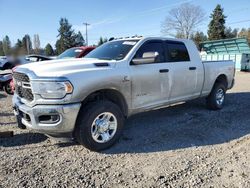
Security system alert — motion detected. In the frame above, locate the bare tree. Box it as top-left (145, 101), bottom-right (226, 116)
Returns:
top-left (161, 3), bottom-right (206, 39)
top-left (33, 34), bottom-right (40, 54)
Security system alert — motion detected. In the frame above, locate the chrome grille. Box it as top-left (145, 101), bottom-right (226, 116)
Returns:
top-left (13, 72), bottom-right (34, 101)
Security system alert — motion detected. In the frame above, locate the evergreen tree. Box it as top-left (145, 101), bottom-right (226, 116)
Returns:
top-left (75, 31), bottom-right (85, 46)
top-left (45, 43), bottom-right (54, 56)
top-left (98, 37), bottom-right (108, 46)
top-left (238, 28), bottom-right (250, 42)
top-left (238, 28), bottom-right (247, 36)
top-left (208, 4), bottom-right (226, 40)
top-left (225, 27), bottom-right (238, 39)
top-left (0, 41), bottom-right (4, 56)
top-left (191, 32), bottom-right (208, 50)
top-left (2, 35), bottom-right (11, 55)
top-left (13, 39), bottom-right (25, 56)
top-left (15, 39), bottom-right (22, 48)
top-left (22, 34), bottom-right (32, 54)
top-left (55, 18), bottom-right (78, 54)
top-left (98, 37), bottom-right (104, 46)
top-left (103, 37), bottom-right (108, 43)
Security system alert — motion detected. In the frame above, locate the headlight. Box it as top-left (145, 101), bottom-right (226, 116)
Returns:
top-left (32, 81), bottom-right (73, 99)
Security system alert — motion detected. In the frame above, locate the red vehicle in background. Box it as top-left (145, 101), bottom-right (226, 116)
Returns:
top-left (9, 46), bottom-right (96, 94)
top-left (57, 46), bottom-right (95, 59)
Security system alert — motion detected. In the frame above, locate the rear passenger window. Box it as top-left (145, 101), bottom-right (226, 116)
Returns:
top-left (166, 42), bottom-right (190, 62)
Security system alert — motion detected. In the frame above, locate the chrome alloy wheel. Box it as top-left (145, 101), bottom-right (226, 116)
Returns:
top-left (216, 88), bottom-right (225, 105)
top-left (91, 112), bottom-right (118, 143)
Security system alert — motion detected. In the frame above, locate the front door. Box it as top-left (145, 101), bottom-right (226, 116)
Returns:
top-left (129, 40), bottom-right (171, 109)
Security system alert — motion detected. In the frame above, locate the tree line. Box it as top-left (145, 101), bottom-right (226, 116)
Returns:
top-left (0, 18), bottom-right (92, 57)
top-left (0, 17), bottom-right (109, 57)
top-left (162, 3), bottom-right (250, 50)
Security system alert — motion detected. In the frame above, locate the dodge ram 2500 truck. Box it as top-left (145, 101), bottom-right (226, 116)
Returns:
top-left (12, 37), bottom-right (235, 151)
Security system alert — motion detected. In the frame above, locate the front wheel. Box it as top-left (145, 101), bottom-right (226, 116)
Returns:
top-left (75, 100), bottom-right (124, 151)
top-left (206, 82), bottom-right (226, 110)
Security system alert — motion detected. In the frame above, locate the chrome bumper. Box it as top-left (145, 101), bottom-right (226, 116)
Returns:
top-left (12, 95), bottom-right (81, 137)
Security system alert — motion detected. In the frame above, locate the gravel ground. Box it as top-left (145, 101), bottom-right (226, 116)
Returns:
top-left (0, 72), bottom-right (250, 188)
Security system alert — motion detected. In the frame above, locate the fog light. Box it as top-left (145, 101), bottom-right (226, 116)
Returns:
top-left (38, 115), bottom-right (60, 124)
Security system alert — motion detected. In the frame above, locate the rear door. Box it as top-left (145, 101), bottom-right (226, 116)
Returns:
top-left (165, 41), bottom-right (198, 102)
top-left (129, 40), bottom-right (171, 109)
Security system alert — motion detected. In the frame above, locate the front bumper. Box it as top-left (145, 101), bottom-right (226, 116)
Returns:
top-left (12, 95), bottom-right (81, 137)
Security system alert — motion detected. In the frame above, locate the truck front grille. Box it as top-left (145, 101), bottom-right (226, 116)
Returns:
top-left (13, 72), bottom-right (34, 101)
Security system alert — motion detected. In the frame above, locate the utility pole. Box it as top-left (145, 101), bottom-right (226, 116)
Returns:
top-left (83, 22), bottom-right (90, 46)
top-left (26, 36), bottom-right (30, 55)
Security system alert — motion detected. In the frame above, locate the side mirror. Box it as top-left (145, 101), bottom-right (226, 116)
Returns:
top-left (132, 52), bottom-right (159, 65)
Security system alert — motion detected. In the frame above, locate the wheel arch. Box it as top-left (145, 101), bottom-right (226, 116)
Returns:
top-left (80, 88), bottom-right (129, 117)
top-left (214, 74), bottom-right (228, 88)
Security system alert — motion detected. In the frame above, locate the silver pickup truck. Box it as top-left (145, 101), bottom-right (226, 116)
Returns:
top-left (13, 37), bottom-right (235, 151)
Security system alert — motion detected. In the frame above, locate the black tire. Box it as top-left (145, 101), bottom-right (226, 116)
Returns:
top-left (4, 81), bottom-right (14, 95)
top-left (206, 82), bottom-right (226, 110)
top-left (75, 100), bottom-right (124, 151)
top-left (16, 115), bottom-right (26, 129)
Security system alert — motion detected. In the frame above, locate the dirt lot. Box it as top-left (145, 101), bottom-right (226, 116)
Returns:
top-left (0, 72), bottom-right (250, 188)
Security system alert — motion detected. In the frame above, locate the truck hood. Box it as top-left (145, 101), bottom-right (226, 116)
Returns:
top-left (16, 58), bottom-right (115, 77)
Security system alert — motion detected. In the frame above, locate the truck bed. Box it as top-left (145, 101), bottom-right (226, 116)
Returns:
top-left (201, 60), bottom-right (235, 96)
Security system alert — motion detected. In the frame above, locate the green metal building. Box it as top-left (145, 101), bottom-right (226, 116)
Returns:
top-left (200, 38), bottom-right (250, 71)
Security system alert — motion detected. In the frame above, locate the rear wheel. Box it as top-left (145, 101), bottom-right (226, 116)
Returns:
top-left (206, 82), bottom-right (226, 110)
top-left (75, 100), bottom-right (124, 151)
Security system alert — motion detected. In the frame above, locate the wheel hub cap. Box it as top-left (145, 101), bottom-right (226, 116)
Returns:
top-left (216, 88), bottom-right (225, 105)
top-left (96, 120), bottom-right (109, 133)
top-left (91, 112), bottom-right (117, 143)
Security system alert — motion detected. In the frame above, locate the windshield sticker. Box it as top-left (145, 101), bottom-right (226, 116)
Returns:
top-left (75, 49), bottom-right (83, 52)
top-left (123, 41), bottom-right (137, 45)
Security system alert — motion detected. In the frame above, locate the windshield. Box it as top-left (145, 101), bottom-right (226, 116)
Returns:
top-left (57, 48), bottom-right (83, 59)
top-left (85, 40), bottom-right (139, 60)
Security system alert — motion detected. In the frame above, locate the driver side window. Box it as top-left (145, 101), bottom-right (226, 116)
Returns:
top-left (134, 41), bottom-right (165, 64)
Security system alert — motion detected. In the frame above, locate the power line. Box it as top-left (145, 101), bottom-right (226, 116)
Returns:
top-left (228, 19), bottom-right (250, 25)
top-left (88, 0), bottom-right (198, 30)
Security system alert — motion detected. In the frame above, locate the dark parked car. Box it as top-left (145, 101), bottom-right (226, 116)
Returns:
top-left (25, 55), bottom-right (52, 62)
top-left (0, 55), bottom-right (52, 71)
top-left (0, 70), bottom-right (13, 95)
